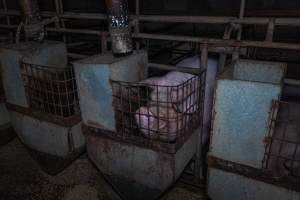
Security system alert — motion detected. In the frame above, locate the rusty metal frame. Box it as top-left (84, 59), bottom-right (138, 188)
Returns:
top-left (0, 0), bottom-right (300, 54)
top-left (208, 155), bottom-right (300, 193)
top-left (262, 100), bottom-right (300, 179)
top-left (6, 103), bottom-right (81, 127)
top-left (0, 0), bottom-right (299, 188)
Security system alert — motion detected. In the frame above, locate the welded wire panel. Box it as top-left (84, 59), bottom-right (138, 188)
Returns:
top-left (263, 100), bottom-right (300, 179)
top-left (112, 72), bottom-right (204, 148)
top-left (20, 62), bottom-right (80, 118)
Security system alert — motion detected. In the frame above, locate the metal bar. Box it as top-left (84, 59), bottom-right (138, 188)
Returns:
top-left (2, 0), bottom-right (10, 25)
top-left (46, 27), bottom-right (105, 35)
top-left (195, 44), bottom-right (208, 183)
top-left (232, 0), bottom-right (246, 60)
top-left (133, 33), bottom-right (300, 51)
top-left (67, 52), bottom-right (89, 59)
top-left (148, 62), bottom-right (204, 75)
top-left (218, 24), bottom-right (235, 71)
top-left (265, 18), bottom-right (275, 42)
top-left (101, 34), bottom-right (108, 53)
top-left (1, 10), bottom-right (300, 26)
top-left (1, 23), bottom-right (300, 51)
top-left (239, 0), bottom-right (246, 19)
top-left (134, 0), bottom-right (140, 50)
top-left (285, 78), bottom-right (300, 86)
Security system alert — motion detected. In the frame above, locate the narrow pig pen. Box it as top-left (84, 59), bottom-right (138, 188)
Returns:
top-left (0, 138), bottom-right (207, 200)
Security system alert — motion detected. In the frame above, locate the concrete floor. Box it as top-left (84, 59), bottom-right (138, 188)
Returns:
top-left (0, 138), bottom-right (207, 200)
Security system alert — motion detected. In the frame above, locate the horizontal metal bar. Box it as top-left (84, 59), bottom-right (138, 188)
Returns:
top-left (1, 10), bottom-right (300, 26)
top-left (46, 27), bottom-right (106, 35)
top-left (285, 78), bottom-right (300, 86)
top-left (148, 62), bottom-right (204, 75)
top-left (0, 24), bottom-right (106, 35)
top-left (67, 52), bottom-right (89, 59)
top-left (133, 33), bottom-right (300, 51)
top-left (2, 23), bottom-right (299, 51)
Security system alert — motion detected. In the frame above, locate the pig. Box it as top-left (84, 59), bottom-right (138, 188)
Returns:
top-left (138, 55), bottom-right (218, 145)
top-left (266, 101), bottom-right (300, 178)
top-left (135, 105), bottom-right (189, 142)
top-left (141, 71), bottom-right (198, 113)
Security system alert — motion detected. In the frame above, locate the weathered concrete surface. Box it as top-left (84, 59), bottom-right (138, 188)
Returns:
top-left (0, 138), bottom-right (207, 200)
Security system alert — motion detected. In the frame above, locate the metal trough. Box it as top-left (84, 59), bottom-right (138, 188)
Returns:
top-left (0, 41), bottom-right (85, 174)
top-left (74, 51), bottom-right (204, 199)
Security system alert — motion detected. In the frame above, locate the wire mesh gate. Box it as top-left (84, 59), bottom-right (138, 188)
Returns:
top-left (20, 62), bottom-right (80, 122)
top-left (111, 71), bottom-right (205, 153)
top-left (263, 100), bottom-right (300, 179)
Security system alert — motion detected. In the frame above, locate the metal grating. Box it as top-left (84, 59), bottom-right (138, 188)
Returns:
top-left (263, 100), bottom-right (300, 179)
top-left (111, 71), bottom-right (205, 151)
top-left (20, 62), bottom-right (80, 118)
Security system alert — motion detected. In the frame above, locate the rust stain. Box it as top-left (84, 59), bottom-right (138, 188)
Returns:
top-left (86, 120), bottom-right (105, 129)
top-left (6, 103), bottom-right (81, 127)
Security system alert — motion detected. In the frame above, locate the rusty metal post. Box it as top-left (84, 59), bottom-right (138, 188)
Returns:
top-left (134, 0), bottom-right (140, 50)
top-left (105, 0), bottom-right (133, 56)
top-left (218, 24), bottom-right (235, 72)
top-left (265, 18), bottom-right (275, 42)
top-left (19, 0), bottom-right (45, 41)
top-left (232, 0), bottom-right (246, 60)
top-left (195, 43), bottom-right (208, 183)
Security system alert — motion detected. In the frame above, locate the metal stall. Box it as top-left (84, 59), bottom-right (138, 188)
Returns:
top-left (0, 0), bottom-right (300, 195)
top-left (0, 0), bottom-right (85, 175)
top-left (207, 59), bottom-right (300, 199)
top-left (74, 49), bottom-right (205, 199)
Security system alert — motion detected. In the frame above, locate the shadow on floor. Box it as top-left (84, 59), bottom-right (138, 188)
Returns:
top-left (0, 138), bottom-right (206, 200)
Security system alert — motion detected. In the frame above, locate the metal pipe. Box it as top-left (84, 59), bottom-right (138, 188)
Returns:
top-left (2, 22), bottom-right (300, 52)
top-left (218, 24), bottom-right (235, 71)
top-left (148, 62), bottom-right (204, 75)
top-left (1, 10), bottom-right (300, 26)
top-left (133, 33), bottom-right (300, 51)
top-left (233, 0), bottom-right (246, 60)
top-left (19, 0), bottom-right (44, 41)
top-left (195, 44), bottom-right (208, 182)
top-left (134, 0), bottom-right (140, 50)
top-left (265, 18), bottom-right (275, 42)
top-left (105, 0), bottom-right (133, 56)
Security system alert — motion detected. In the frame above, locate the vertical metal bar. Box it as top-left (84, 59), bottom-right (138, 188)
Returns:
top-left (218, 24), bottom-right (234, 72)
top-left (195, 43), bottom-right (208, 183)
top-left (54, 0), bottom-right (66, 42)
top-left (2, 0), bottom-right (10, 25)
top-left (135, 0), bottom-right (140, 50)
top-left (101, 34), bottom-right (107, 53)
top-left (232, 0), bottom-right (246, 60)
top-left (265, 18), bottom-right (275, 42)
top-left (239, 0), bottom-right (246, 19)
top-left (63, 68), bottom-right (71, 116)
top-left (54, 0), bottom-right (60, 28)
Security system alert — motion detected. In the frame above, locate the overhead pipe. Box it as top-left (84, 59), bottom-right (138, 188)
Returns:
top-left (105, 0), bottom-right (133, 56)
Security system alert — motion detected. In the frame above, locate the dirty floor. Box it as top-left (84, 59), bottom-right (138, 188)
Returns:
top-left (0, 139), bottom-right (207, 200)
